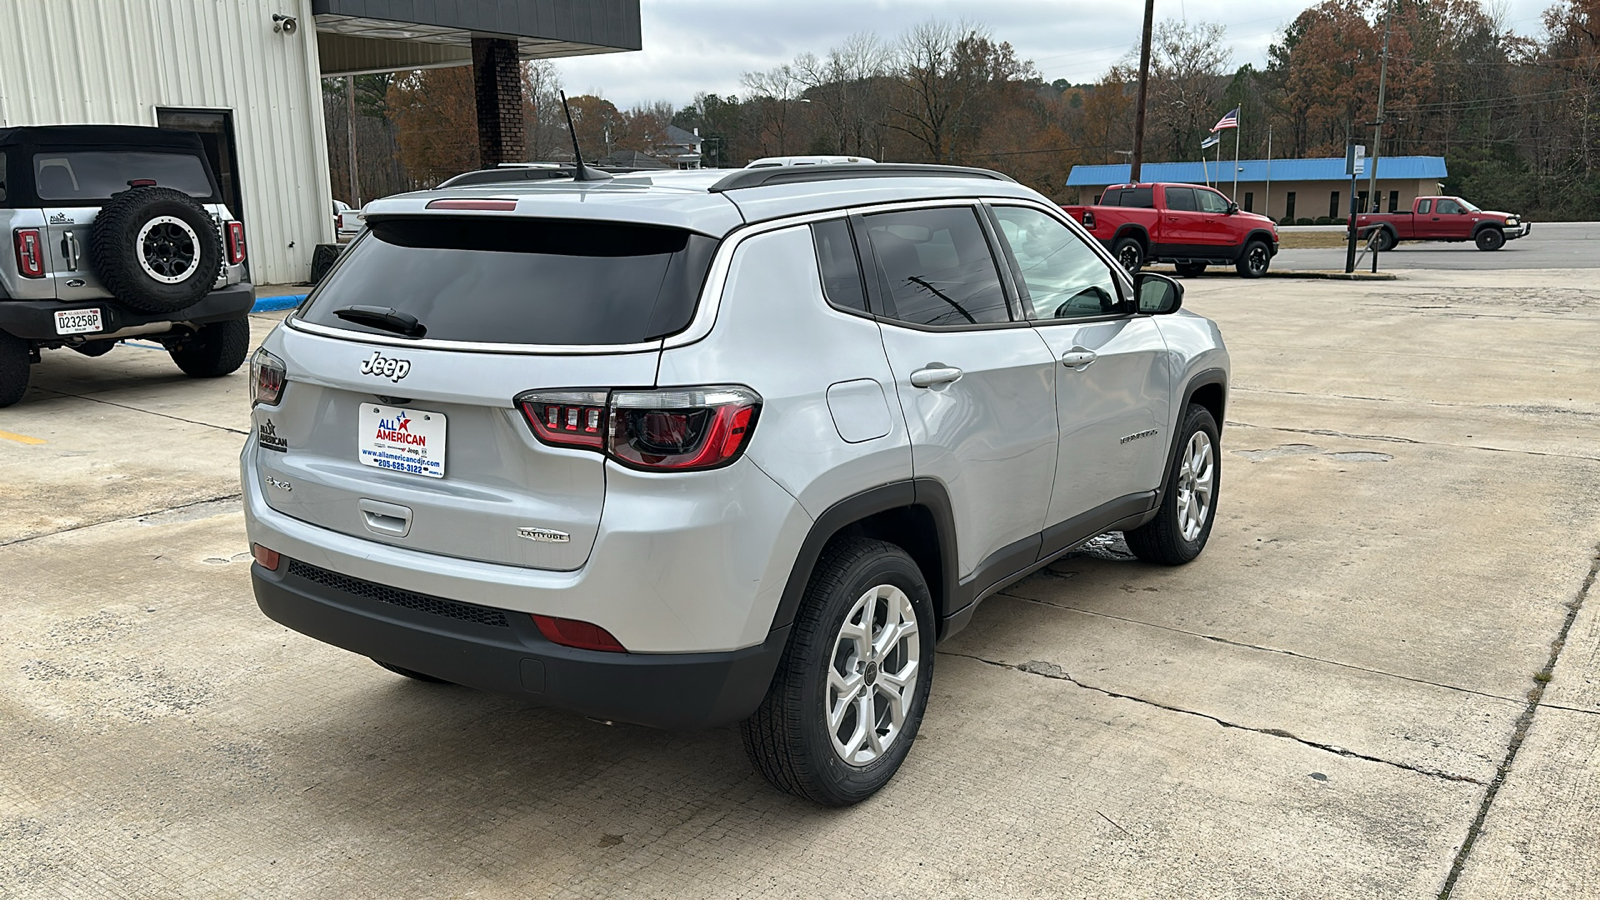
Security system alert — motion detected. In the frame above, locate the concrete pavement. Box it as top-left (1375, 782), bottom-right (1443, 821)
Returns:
top-left (1, 269), bottom-right (1598, 898)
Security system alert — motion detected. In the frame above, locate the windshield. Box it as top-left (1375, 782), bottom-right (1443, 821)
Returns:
top-left (300, 217), bottom-right (719, 346)
top-left (1456, 198), bottom-right (1481, 212)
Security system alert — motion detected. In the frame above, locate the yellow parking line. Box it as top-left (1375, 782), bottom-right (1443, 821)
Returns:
top-left (0, 429), bottom-right (46, 445)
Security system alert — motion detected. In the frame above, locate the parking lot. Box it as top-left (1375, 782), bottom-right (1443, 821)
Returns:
top-left (3, 263), bottom-right (1598, 898)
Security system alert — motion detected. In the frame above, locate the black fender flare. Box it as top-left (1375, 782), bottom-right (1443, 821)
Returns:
top-left (1472, 221), bottom-right (1505, 238)
top-left (768, 479), bottom-right (960, 637)
top-left (1112, 225), bottom-right (1150, 250)
top-left (1151, 367), bottom-right (1228, 510)
top-left (1240, 229), bottom-right (1279, 257)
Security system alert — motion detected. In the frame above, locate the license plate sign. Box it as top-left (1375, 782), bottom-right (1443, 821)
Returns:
top-left (358, 404), bottom-right (446, 479)
top-left (54, 308), bottom-right (103, 335)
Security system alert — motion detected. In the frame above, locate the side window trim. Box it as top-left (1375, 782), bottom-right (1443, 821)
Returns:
top-left (851, 203), bottom-right (1029, 332)
top-left (983, 200), bottom-right (1131, 322)
top-left (810, 217), bottom-right (874, 319)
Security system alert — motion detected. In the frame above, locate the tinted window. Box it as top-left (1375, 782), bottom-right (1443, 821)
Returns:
top-left (1164, 187), bottom-right (1196, 211)
top-left (811, 219), bottom-right (867, 313)
top-left (864, 207), bottom-right (1011, 327)
top-left (993, 206), bottom-right (1122, 320)
top-left (301, 217), bottom-right (718, 345)
top-left (0, 151), bottom-right (6, 203)
top-left (1196, 188), bottom-right (1230, 213)
top-left (1417, 199), bottom-right (1432, 214)
top-left (1111, 187), bottom-right (1155, 208)
top-left (33, 151), bottom-right (213, 201)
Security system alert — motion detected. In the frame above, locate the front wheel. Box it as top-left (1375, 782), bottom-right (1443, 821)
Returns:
top-left (1475, 228), bottom-right (1505, 251)
top-left (1235, 240), bottom-right (1271, 278)
top-left (1126, 404), bottom-right (1220, 565)
top-left (741, 537), bottom-right (935, 806)
top-left (1113, 237), bottom-right (1145, 273)
top-left (168, 317), bottom-right (251, 378)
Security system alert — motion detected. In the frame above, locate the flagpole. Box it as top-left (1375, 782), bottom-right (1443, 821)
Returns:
top-left (1265, 126), bottom-right (1273, 220)
top-left (1232, 113), bottom-right (1241, 201)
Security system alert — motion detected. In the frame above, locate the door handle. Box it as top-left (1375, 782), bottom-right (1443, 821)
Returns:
top-left (1060, 349), bottom-right (1098, 370)
top-left (910, 365), bottom-right (963, 388)
top-left (61, 231), bottom-right (80, 271)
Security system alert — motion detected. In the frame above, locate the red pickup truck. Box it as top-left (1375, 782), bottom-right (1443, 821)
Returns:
top-left (1353, 196), bottom-right (1530, 251)
top-left (1062, 182), bottom-right (1280, 278)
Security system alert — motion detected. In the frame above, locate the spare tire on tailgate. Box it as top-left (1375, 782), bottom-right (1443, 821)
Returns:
top-left (90, 186), bottom-right (222, 314)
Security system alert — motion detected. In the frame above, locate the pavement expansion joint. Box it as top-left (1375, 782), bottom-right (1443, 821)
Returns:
top-left (33, 387), bottom-right (250, 436)
top-left (0, 493), bottom-right (243, 548)
top-left (997, 591), bottom-right (1529, 707)
top-left (939, 649), bottom-right (1486, 786)
top-left (1436, 545), bottom-right (1600, 899)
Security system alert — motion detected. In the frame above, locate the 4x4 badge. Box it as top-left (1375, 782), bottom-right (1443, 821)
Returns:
top-left (360, 351), bottom-right (411, 382)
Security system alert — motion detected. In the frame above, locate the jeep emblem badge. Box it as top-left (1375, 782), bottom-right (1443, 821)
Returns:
top-left (360, 351), bottom-right (411, 382)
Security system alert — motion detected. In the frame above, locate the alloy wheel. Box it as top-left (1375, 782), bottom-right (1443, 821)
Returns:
top-left (1176, 430), bottom-right (1215, 542)
top-left (825, 583), bottom-right (921, 766)
top-left (137, 216), bottom-right (200, 284)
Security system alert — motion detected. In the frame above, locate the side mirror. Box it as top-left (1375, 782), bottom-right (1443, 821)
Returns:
top-left (1134, 272), bottom-right (1183, 315)
top-left (1226, 202), bottom-right (1239, 215)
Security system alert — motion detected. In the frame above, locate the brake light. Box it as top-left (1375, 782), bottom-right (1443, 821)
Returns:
top-left (427, 199), bottom-right (518, 211)
top-left (1082, 210), bottom-right (1096, 230)
top-left (517, 389), bottom-right (608, 449)
top-left (532, 614), bottom-right (627, 652)
top-left (514, 385), bottom-right (762, 471)
top-left (13, 229), bottom-right (44, 278)
top-left (227, 221), bottom-right (247, 265)
top-left (250, 347), bottom-right (286, 406)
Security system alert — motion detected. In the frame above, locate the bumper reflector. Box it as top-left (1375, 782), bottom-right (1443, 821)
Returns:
top-left (532, 614), bottom-right (627, 653)
top-left (252, 543), bottom-right (281, 571)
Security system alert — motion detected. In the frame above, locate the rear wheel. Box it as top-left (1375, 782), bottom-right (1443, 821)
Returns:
top-left (1113, 237), bottom-right (1145, 273)
top-left (168, 318), bottom-right (250, 378)
top-left (1235, 239), bottom-right (1271, 278)
top-left (1126, 404), bottom-right (1220, 565)
top-left (0, 330), bottom-right (30, 409)
top-left (1174, 262), bottom-right (1207, 277)
top-left (1475, 228), bottom-right (1505, 251)
top-left (1370, 228), bottom-right (1396, 252)
top-left (741, 537), bottom-right (935, 806)
top-left (372, 659), bottom-right (451, 683)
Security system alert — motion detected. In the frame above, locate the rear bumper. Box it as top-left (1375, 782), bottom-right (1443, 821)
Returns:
top-left (252, 557), bottom-right (787, 729)
top-left (0, 282), bottom-right (255, 341)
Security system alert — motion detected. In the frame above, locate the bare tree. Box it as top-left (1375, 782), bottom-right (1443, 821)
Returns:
top-left (796, 33), bottom-right (893, 156)
top-left (741, 64), bottom-right (805, 156)
top-left (1141, 19), bottom-right (1232, 160)
top-left (522, 59), bottom-right (566, 161)
top-left (886, 19), bottom-right (1033, 163)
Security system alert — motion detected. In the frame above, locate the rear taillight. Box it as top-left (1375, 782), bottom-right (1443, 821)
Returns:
top-left (227, 221), bottom-right (247, 265)
top-left (531, 614), bottom-right (627, 652)
top-left (514, 385), bottom-right (761, 472)
top-left (1082, 210), bottom-right (1096, 230)
top-left (250, 347), bottom-right (286, 406)
top-left (13, 228), bottom-right (45, 278)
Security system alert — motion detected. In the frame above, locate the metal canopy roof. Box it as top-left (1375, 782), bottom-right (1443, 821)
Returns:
top-left (1066, 156), bottom-right (1448, 186)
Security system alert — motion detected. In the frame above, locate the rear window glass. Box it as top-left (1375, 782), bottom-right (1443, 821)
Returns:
top-left (1164, 187), bottom-right (1196, 211)
top-left (33, 151), bottom-right (213, 201)
top-left (1106, 187), bottom-right (1154, 208)
top-left (301, 217), bottom-right (719, 346)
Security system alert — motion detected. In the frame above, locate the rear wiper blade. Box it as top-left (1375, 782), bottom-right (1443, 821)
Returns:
top-left (333, 305), bottom-right (426, 338)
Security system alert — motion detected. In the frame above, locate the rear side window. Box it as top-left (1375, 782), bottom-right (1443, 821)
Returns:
top-left (1417, 199), bottom-right (1432, 214)
top-left (33, 151), bottom-right (214, 201)
top-left (1164, 187), bottom-right (1196, 211)
top-left (811, 219), bottom-right (867, 314)
top-left (301, 217), bottom-right (719, 346)
top-left (863, 206), bottom-right (1011, 327)
top-left (1107, 187), bottom-right (1154, 208)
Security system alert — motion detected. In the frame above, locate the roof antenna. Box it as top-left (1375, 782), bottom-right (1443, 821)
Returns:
top-left (560, 91), bottom-right (612, 183)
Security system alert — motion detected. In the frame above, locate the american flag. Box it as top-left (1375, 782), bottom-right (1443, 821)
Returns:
top-left (1211, 107), bottom-right (1240, 131)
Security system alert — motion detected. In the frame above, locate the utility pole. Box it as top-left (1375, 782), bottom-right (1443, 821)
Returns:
top-left (1368, 0), bottom-right (1393, 212)
top-left (1129, 0), bottom-right (1156, 183)
top-left (345, 75), bottom-right (361, 208)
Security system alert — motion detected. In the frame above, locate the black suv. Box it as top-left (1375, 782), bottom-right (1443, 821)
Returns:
top-left (0, 125), bottom-right (254, 407)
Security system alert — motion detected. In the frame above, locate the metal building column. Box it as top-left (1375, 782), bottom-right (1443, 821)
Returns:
top-left (471, 36), bottom-right (525, 167)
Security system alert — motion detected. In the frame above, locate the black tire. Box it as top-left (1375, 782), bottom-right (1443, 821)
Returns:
top-left (1113, 236), bottom-right (1145, 273)
top-left (372, 659), bottom-right (451, 684)
top-left (1126, 404), bottom-right (1221, 565)
top-left (1174, 262), bottom-right (1207, 277)
top-left (1371, 228), bottom-right (1396, 252)
top-left (90, 186), bottom-right (223, 314)
top-left (168, 317), bottom-right (250, 378)
top-left (1235, 239), bottom-right (1271, 278)
top-left (1475, 227), bottom-right (1505, 251)
top-left (741, 537), bottom-right (936, 806)
top-left (0, 330), bottom-right (30, 409)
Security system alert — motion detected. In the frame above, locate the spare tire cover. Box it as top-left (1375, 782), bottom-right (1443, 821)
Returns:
top-left (90, 186), bottom-right (223, 314)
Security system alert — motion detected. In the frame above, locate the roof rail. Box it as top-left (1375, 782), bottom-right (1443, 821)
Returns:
top-left (707, 163), bottom-right (1014, 193)
top-left (436, 164), bottom-right (643, 188)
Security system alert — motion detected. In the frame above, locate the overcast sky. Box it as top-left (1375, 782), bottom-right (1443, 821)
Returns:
top-left (556, 0), bottom-right (1555, 110)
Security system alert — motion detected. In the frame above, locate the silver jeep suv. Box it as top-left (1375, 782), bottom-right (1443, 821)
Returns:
top-left (242, 163), bottom-right (1228, 805)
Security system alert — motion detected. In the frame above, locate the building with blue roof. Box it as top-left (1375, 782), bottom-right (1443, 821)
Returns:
top-left (1066, 156), bottom-right (1448, 222)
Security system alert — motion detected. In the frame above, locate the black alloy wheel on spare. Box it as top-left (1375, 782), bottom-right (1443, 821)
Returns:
top-left (90, 186), bottom-right (223, 315)
top-left (1114, 237), bottom-right (1145, 273)
top-left (167, 318), bottom-right (251, 378)
top-left (0, 330), bottom-right (30, 409)
top-left (1475, 227), bottom-right (1505, 251)
top-left (1235, 239), bottom-right (1271, 278)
